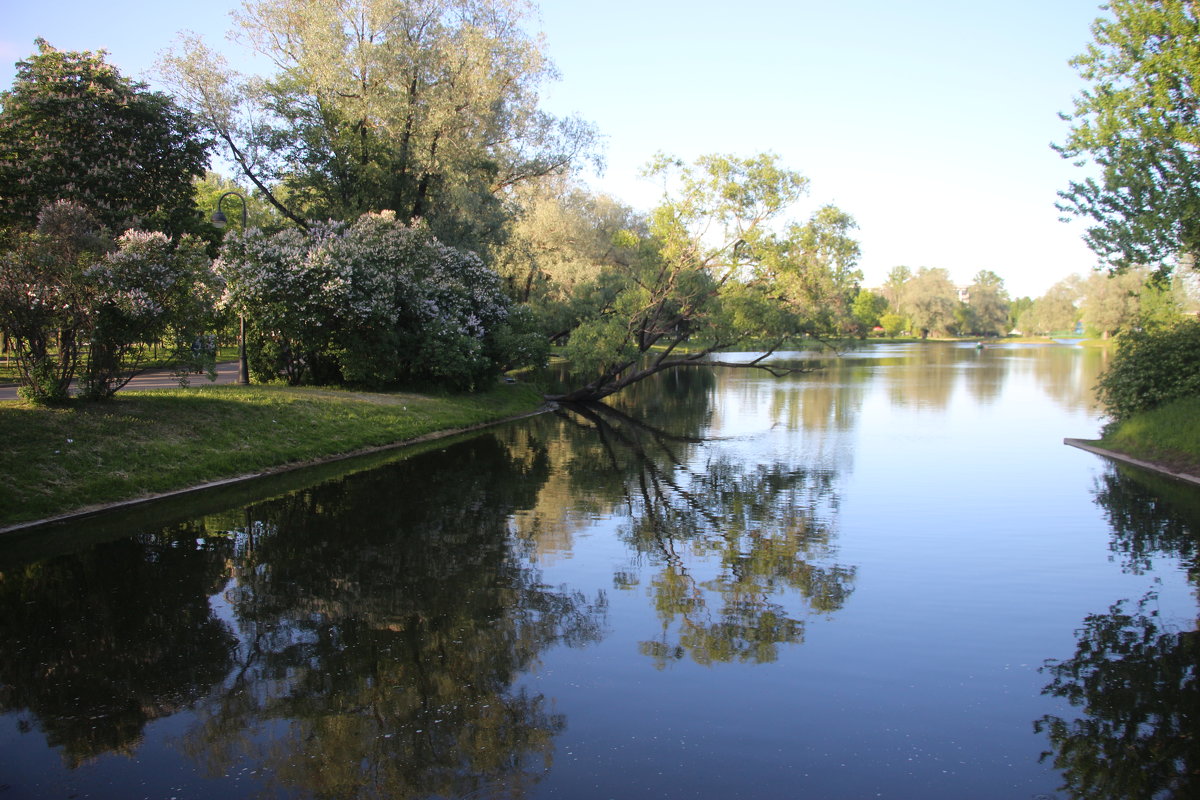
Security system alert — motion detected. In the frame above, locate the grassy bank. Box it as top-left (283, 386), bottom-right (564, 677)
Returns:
top-left (1096, 395), bottom-right (1200, 477)
top-left (0, 382), bottom-right (544, 527)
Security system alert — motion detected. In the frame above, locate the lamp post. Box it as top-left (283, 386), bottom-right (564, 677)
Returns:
top-left (212, 191), bottom-right (250, 385)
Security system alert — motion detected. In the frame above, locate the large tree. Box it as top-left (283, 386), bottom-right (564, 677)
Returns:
top-left (962, 269), bottom-right (1010, 336)
top-left (545, 153), bottom-right (862, 403)
top-left (899, 267), bottom-right (958, 338)
top-left (0, 40), bottom-right (211, 239)
top-left (159, 0), bottom-right (597, 250)
top-left (1056, 0), bottom-right (1200, 273)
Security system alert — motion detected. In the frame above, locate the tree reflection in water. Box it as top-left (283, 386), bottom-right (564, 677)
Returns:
top-left (0, 526), bottom-right (236, 766)
top-left (1036, 466), bottom-right (1200, 799)
top-left (1, 435), bottom-right (607, 799)
top-left (556, 401), bottom-right (856, 668)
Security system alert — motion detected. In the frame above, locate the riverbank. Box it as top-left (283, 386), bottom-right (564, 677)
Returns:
top-left (0, 382), bottom-right (545, 529)
top-left (1066, 395), bottom-right (1200, 484)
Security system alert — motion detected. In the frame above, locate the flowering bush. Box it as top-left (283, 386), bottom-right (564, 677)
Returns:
top-left (217, 212), bottom-right (545, 389)
top-left (81, 230), bottom-right (220, 399)
top-left (0, 201), bottom-right (220, 403)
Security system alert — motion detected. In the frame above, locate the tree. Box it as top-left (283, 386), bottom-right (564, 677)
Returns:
top-left (0, 202), bottom-right (107, 402)
top-left (881, 265), bottom-right (912, 309)
top-left (899, 267), bottom-right (958, 338)
top-left (0, 201), bottom-right (220, 403)
top-left (1021, 276), bottom-right (1082, 336)
top-left (851, 289), bottom-right (888, 333)
top-left (1056, 0), bottom-right (1200, 273)
top-left (0, 40), bottom-right (211, 240)
top-left (962, 269), bottom-right (1010, 336)
top-left (545, 153), bottom-right (862, 403)
top-left (1008, 295), bottom-right (1034, 333)
top-left (1080, 269), bottom-right (1143, 338)
top-left (159, 0), bottom-right (598, 250)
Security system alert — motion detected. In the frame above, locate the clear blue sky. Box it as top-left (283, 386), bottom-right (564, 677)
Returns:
top-left (2, 0), bottom-right (1109, 297)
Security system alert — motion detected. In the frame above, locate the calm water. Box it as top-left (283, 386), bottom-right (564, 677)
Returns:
top-left (2, 343), bottom-right (1198, 799)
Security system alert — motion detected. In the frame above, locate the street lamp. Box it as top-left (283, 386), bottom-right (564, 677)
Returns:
top-left (212, 191), bottom-right (250, 385)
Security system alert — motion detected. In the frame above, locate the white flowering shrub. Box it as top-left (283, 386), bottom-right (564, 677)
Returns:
top-left (217, 212), bottom-right (545, 389)
top-left (0, 202), bottom-right (105, 403)
top-left (80, 230), bottom-right (220, 399)
top-left (0, 201), bottom-right (220, 402)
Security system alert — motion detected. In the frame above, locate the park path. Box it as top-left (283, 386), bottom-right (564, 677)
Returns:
top-left (0, 361), bottom-right (240, 401)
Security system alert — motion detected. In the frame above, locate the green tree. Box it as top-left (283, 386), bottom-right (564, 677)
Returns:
top-left (192, 171), bottom-right (284, 233)
top-left (0, 201), bottom-right (221, 403)
top-left (1022, 276), bottom-right (1082, 335)
top-left (881, 265), bottom-right (911, 309)
top-left (160, 0), bottom-right (597, 250)
top-left (879, 312), bottom-right (907, 337)
top-left (547, 153), bottom-right (861, 402)
top-left (1008, 295), bottom-right (1033, 333)
top-left (963, 269), bottom-right (1010, 336)
top-left (851, 289), bottom-right (888, 333)
top-left (0, 40), bottom-right (211, 239)
top-left (899, 267), bottom-right (958, 338)
top-left (1081, 269), bottom-right (1143, 338)
top-left (1056, 0), bottom-right (1200, 273)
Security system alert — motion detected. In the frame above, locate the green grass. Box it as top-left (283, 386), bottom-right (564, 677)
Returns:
top-left (1097, 395), bottom-right (1200, 476)
top-left (0, 381), bottom-right (544, 527)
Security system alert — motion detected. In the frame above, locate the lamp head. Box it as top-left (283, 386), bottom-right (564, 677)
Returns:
top-left (211, 210), bottom-right (228, 229)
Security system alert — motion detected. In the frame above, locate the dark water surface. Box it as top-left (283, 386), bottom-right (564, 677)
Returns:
top-left (2, 343), bottom-right (1198, 799)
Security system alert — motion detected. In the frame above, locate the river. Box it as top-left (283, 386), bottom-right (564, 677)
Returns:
top-left (1, 342), bottom-right (1197, 799)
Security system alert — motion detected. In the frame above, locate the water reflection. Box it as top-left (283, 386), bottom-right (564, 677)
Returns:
top-left (1035, 593), bottom-right (1199, 799)
top-left (0, 525), bottom-right (235, 766)
top-left (1036, 466), bottom-right (1200, 799)
top-left (525, 400), bottom-right (856, 668)
top-left (2, 435), bottom-right (608, 798)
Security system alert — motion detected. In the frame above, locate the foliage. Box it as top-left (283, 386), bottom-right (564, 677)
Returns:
top-left (216, 211), bottom-right (543, 388)
top-left (879, 312), bottom-right (907, 337)
top-left (851, 288), bottom-right (888, 332)
top-left (1021, 276), bottom-right (1082, 335)
top-left (1095, 317), bottom-right (1200, 421)
top-left (80, 230), bottom-right (221, 400)
top-left (541, 153), bottom-right (861, 402)
top-left (1056, 0), bottom-right (1200, 273)
top-left (899, 267), bottom-right (958, 337)
top-left (1081, 269), bottom-right (1143, 337)
top-left (0, 202), bottom-right (220, 403)
top-left (960, 269), bottom-right (1010, 336)
top-left (0, 202), bottom-right (106, 402)
top-left (0, 40), bottom-right (211, 241)
top-left (1036, 593), bottom-right (1199, 799)
top-left (159, 0), bottom-right (598, 250)
top-left (192, 171), bottom-right (285, 233)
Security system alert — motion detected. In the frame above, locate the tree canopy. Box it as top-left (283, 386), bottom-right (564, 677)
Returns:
top-left (0, 40), bottom-right (211, 239)
top-left (1056, 0), bottom-right (1200, 273)
top-left (159, 0), bottom-right (598, 250)
top-left (535, 153), bottom-right (862, 402)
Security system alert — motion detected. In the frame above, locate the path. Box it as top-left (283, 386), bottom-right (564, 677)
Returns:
top-left (0, 361), bottom-right (241, 401)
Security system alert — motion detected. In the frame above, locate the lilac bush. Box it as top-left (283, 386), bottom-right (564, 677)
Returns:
top-left (216, 212), bottom-right (545, 389)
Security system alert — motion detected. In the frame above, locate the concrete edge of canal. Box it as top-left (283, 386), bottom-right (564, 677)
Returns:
top-left (1, 402), bottom-right (558, 537)
top-left (1064, 437), bottom-right (1200, 487)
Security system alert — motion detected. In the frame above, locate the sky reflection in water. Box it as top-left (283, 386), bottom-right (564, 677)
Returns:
top-left (1, 343), bottom-right (1197, 799)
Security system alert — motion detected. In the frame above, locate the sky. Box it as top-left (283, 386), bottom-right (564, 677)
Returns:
top-left (1, 0), bottom-right (1110, 297)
